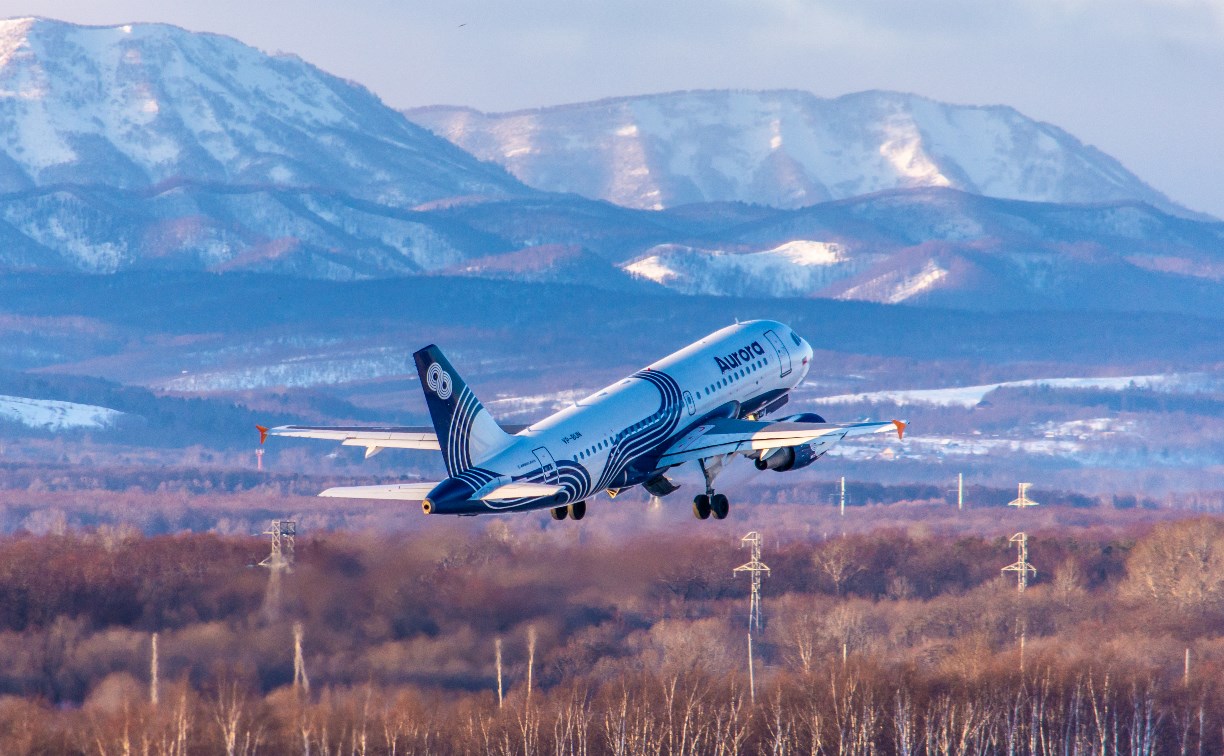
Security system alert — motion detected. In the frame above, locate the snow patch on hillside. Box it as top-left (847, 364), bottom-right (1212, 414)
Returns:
top-left (833, 259), bottom-right (950, 304)
top-left (488, 389), bottom-right (587, 418)
top-left (810, 374), bottom-right (1177, 408)
top-left (159, 352), bottom-right (413, 391)
top-left (0, 394), bottom-right (123, 430)
top-left (622, 240), bottom-right (852, 296)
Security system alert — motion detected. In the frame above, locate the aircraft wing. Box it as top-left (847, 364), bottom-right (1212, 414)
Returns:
top-left (657, 417), bottom-right (905, 467)
top-left (319, 480), bottom-right (562, 502)
top-left (258, 423), bottom-right (526, 457)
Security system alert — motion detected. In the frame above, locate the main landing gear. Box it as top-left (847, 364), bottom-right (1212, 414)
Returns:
top-left (692, 493), bottom-right (729, 520)
top-left (550, 500), bottom-right (586, 521)
top-left (691, 455), bottom-right (731, 520)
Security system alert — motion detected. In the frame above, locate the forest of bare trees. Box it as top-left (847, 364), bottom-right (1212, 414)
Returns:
top-left (0, 514), bottom-right (1223, 753)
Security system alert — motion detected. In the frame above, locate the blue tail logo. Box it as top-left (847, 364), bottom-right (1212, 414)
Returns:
top-left (414, 345), bottom-right (511, 477)
top-left (425, 362), bottom-right (454, 400)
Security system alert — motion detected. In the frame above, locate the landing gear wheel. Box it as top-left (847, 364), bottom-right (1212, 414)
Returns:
top-left (710, 493), bottom-right (729, 520)
top-left (568, 500), bottom-right (587, 521)
top-left (550, 506), bottom-right (568, 521)
top-left (692, 494), bottom-right (711, 520)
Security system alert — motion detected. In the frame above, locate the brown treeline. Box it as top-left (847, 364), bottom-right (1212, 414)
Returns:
top-left (1, 516), bottom-right (1223, 754)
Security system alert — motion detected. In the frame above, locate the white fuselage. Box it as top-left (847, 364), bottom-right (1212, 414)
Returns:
top-left (457, 320), bottom-right (814, 512)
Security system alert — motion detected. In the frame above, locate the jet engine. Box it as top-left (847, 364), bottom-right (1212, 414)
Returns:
top-left (755, 443), bottom-right (822, 472)
top-left (753, 412), bottom-right (828, 472)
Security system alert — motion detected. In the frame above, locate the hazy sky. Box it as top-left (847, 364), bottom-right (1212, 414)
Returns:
top-left (13, 0), bottom-right (1224, 217)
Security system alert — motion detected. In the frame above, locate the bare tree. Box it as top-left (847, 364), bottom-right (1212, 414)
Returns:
top-left (1123, 518), bottom-right (1224, 614)
top-left (211, 681), bottom-right (260, 756)
top-left (813, 540), bottom-right (864, 596)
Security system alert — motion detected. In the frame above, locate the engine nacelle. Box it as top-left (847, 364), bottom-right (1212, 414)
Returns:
top-left (753, 412), bottom-right (828, 472)
top-left (754, 443), bottom-right (822, 472)
top-left (776, 412), bottom-right (826, 424)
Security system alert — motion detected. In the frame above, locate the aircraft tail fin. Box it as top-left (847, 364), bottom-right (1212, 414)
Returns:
top-left (413, 345), bottom-right (512, 476)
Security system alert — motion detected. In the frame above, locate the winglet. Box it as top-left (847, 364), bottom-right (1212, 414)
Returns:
top-left (256, 425), bottom-right (268, 444)
top-left (892, 420), bottom-right (907, 440)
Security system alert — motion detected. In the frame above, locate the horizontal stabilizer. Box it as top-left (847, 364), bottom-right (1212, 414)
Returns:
top-left (479, 482), bottom-right (564, 501)
top-left (318, 482), bottom-right (440, 500)
top-left (317, 480), bottom-right (563, 502)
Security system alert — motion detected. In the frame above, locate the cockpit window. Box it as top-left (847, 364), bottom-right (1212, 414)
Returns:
top-left (790, 332), bottom-right (802, 347)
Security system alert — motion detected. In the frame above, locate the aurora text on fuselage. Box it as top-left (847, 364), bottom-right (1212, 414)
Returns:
top-left (715, 341), bottom-right (766, 373)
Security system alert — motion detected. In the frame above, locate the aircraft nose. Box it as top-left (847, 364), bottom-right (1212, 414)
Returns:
top-left (799, 336), bottom-right (814, 376)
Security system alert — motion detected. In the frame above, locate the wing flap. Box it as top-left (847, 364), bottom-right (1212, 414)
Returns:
top-left (658, 417), bottom-right (905, 466)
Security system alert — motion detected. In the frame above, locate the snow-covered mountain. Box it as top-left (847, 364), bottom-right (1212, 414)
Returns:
top-left (407, 90), bottom-right (1193, 217)
top-left (1, 17), bottom-right (1219, 309)
top-left (618, 188), bottom-right (1224, 310)
top-left (0, 394), bottom-right (122, 430)
top-left (0, 18), bottom-right (526, 205)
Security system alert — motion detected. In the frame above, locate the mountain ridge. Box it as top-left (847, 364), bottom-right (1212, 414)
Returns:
top-left (406, 88), bottom-right (1198, 219)
top-left (0, 17), bottom-right (530, 204)
top-left (0, 18), bottom-right (1220, 317)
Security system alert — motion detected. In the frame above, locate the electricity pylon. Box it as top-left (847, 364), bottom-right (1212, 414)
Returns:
top-left (734, 532), bottom-right (771, 704)
top-left (1002, 532), bottom-right (1036, 592)
top-left (1008, 482), bottom-right (1039, 508)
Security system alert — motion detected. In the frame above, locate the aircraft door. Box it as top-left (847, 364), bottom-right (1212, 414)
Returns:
top-left (532, 447), bottom-right (558, 484)
top-left (683, 391), bottom-right (696, 415)
top-left (764, 329), bottom-right (793, 378)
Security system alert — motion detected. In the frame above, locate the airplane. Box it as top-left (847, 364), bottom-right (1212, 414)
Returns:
top-left (257, 320), bottom-right (906, 520)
